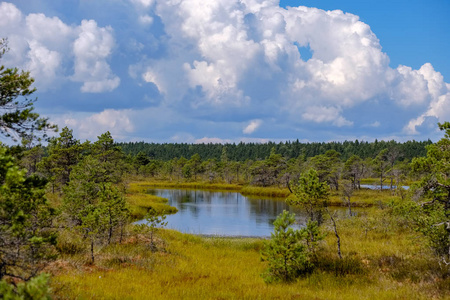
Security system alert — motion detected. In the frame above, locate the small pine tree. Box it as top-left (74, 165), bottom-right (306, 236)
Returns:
top-left (260, 210), bottom-right (312, 283)
top-left (134, 208), bottom-right (168, 252)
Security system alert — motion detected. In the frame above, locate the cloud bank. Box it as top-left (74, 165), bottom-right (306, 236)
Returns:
top-left (0, 0), bottom-right (448, 142)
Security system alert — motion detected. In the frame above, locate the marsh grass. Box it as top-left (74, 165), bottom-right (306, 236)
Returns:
top-left (126, 182), bottom-right (178, 219)
top-left (48, 180), bottom-right (449, 299)
top-left (130, 180), bottom-right (402, 208)
top-left (129, 180), bottom-right (243, 191)
top-left (51, 214), bottom-right (448, 299)
top-left (328, 188), bottom-right (400, 207)
top-left (240, 185), bottom-right (291, 198)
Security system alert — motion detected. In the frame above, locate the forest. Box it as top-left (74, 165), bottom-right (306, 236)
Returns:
top-left (117, 138), bottom-right (432, 162)
top-left (2, 37), bottom-right (450, 299)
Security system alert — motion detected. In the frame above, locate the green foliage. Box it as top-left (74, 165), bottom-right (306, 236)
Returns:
top-left (117, 139), bottom-right (431, 162)
top-left (63, 155), bottom-right (129, 263)
top-left (134, 208), bottom-right (167, 251)
top-left (343, 154), bottom-right (365, 189)
top-left (309, 150), bottom-right (341, 190)
top-left (0, 273), bottom-right (52, 300)
top-left (38, 127), bottom-right (85, 191)
top-left (0, 146), bottom-right (57, 281)
top-left (288, 168), bottom-right (329, 223)
top-left (61, 131), bottom-right (129, 263)
top-left (261, 210), bottom-right (312, 283)
top-left (302, 219), bottom-right (326, 256)
top-left (0, 38), bottom-right (56, 142)
top-left (409, 122), bottom-right (450, 265)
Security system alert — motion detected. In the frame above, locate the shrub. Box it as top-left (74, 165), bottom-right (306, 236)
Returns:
top-left (261, 210), bottom-right (312, 283)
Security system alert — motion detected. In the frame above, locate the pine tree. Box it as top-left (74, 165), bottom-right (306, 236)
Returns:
top-left (261, 210), bottom-right (311, 282)
top-left (0, 147), bottom-right (57, 281)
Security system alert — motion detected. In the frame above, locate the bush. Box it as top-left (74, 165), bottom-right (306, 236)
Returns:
top-left (261, 210), bottom-right (313, 283)
top-left (0, 273), bottom-right (52, 300)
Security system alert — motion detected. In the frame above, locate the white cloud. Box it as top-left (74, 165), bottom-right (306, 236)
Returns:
top-left (139, 14), bottom-right (153, 25)
top-left (0, 2), bottom-right (22, 28)
top-left (131, 0), bottom-right (154, 8)
top-left (133, 1), bottom-right (447, 131)
top-left (405, 92), bottom-right (450, 134)
top-left (61, 109), bottom-right (134, 140)
top-left (0, 3), bottom-right (119, 93)
top-left (2, 0), bottom-right (449, 141)
top-left (25, 40), bottom-right (62, 87)
top-left (143, 69), bottom-right (165, 94)
top-left (72, 20), bottom-right (120, 93)
top-left (243, 119), bottom-right (262, 134)
top-left (301, 106), bottom-right (353, 127)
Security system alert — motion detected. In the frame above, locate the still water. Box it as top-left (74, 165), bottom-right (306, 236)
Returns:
top-left (141, 189), bottom-right (351, 237)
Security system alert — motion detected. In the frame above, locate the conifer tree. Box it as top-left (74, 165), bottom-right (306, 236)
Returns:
top-left (0, 147), bottom-right (57, 281)
top-left (261, 210), bottom-right (311, 282)
top-left (0, 38), bottom-right (56, 142)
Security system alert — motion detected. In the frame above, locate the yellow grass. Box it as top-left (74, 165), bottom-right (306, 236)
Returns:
top-left (48, 180), bottom-right (449, 299)
top-left (126, 182), bottom-right (178, 219)
top-left (51, 225), bottom-right (446, 300)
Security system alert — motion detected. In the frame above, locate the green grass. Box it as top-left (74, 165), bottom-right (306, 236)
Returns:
top-left (50, 221), bottom-right (448, 299)
top-left (126, 182), bottom-right (178, 219)
top-left (240, 185), bottom-right (291, 198)
top-left (48, 180), bottom-right (449, 299)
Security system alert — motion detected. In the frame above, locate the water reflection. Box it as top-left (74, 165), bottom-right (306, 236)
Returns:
top-left (141, 189), bottom-right (353, 237)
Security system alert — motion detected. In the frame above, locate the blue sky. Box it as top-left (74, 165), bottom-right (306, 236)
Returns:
top-left (1, 0), bottom-right (449, 144)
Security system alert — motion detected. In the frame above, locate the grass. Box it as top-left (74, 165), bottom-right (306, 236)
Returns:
top-left (240, 185), bottom-right (291, 198)
top-left (47, 180), bottom-right (449, 299)
top-left (126, 182), bottom-right (178, 219)
top-left (50, 221), bottom-right (448, 299)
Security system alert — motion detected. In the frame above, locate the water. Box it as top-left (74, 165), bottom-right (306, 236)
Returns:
top-left (138, 189), bottom-right (353, 237)
top-left (360, 184), bottom-right (409, 190)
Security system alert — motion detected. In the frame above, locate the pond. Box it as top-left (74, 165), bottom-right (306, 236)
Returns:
top-left (360, 184), bottom-right (410, 190)
top-left (138, 189), bottom-right (354, 237)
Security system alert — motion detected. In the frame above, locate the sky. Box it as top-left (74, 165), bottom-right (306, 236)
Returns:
top-left (1, 0), bottom-right (449, 144)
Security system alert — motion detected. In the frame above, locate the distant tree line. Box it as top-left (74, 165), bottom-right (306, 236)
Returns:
top-left (116, 139), bottom-right (432, 162)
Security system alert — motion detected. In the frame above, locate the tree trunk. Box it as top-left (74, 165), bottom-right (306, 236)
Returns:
top-left (91, 240), bottom-right (95, 264)
top-left (108, 209), bottom-right (113, 245)
top-left (326, 208), bottom-right (342, 259)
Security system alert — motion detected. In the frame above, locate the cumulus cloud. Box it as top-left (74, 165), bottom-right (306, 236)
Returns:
top-left (301, 106), bottom-right (353, 127)
top-left (2, 0), bottom-right (449, 141)
top-left (126, 0), bottom-right (447, 132)
top-left (62, 109), bottom-right (134, 140)
top-left (72, 20), bottom-right (120, 93)
top-left (0, 2), bottom-right (119, 92)
top-left (243, 119), bottom-right (262, 134)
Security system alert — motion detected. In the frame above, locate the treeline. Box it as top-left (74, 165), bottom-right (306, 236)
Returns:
top-left (116, 139), bottom-right (432, 162)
